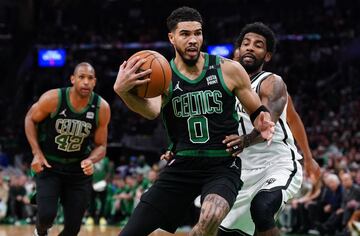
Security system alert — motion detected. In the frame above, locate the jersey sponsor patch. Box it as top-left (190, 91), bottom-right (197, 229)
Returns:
top-left (206, 75), bottom-right (218, 85)
top-left (86, 111), bottom-right (94, 119)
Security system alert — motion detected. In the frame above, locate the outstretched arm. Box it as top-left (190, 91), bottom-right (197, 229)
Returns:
top-left (113, 57), bottom-right (162, 120)
top-left (223, 74), bottom-right (287, 156)
top-left (221, 58), bottom-right (274, 141)
top-left (287, 95), bottom-right (320, 182)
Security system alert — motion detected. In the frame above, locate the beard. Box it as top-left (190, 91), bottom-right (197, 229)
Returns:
top-left (175, 46), bottom-right (200, 67)
top-left (239, 56), bottom-right (265, 74)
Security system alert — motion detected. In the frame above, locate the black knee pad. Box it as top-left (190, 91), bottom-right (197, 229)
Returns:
top-left (250, 190), bottom-right (282, 232)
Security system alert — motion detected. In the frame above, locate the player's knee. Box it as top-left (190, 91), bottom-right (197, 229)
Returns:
top-left (250, 190), bottom-right (282, 232)
top-left (37, 207), bottom-right (57, 227)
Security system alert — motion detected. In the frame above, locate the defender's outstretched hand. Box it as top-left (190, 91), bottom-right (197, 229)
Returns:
top-left (254, 111), bottom-right (275, 143)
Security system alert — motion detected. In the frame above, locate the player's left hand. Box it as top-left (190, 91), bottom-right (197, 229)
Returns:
top-left (304, 157), bottom-right (321, 183)
top-left (223, 134), bottom-right (245, 157)
top-left (81, 159), bottom-right (94, 175)
top-left (254, 111), bottom-right (275, 144)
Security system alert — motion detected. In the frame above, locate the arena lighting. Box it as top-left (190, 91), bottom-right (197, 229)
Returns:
top-left (38, 49), bottom-right (66, 67)
top-left (277, 33), bottom-right (321, 41)
top-left (207, 44), bottom-right (234, 58)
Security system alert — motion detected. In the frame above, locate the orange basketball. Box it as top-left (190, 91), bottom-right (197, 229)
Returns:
top-left (128, 50), bottom-right (172, 98)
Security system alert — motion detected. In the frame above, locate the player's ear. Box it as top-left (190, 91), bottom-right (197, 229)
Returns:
top-left (168, 32), bottom-right (175, 45)
top-left (264, 52), bottom-right (272, 63)
top-left (70, 75), bottom-right (75, 85)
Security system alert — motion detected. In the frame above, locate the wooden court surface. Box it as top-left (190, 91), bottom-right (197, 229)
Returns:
top-left (0, 225), bottom-right (188, 236)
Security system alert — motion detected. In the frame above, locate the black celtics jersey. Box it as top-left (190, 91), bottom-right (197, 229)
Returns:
top-left (162, 53), bottom-right (239, 156)
top-left (38, 87), bottom-right (100, 163)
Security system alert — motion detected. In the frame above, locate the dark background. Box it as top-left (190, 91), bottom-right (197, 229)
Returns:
top-left (0, 0), bottom-right (359, 168)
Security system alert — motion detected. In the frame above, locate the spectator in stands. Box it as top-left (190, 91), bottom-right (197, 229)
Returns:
top-left (8, 175), bottom-right (29, 224)
top-left (86, 156), bottom-right (114, 226)
top-left (0, 172), bottom-right (9, 221)
top-left (317, 172), bottom-right (360, 235)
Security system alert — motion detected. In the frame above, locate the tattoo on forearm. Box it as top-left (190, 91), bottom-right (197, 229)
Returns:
top-left (243, 129), bottom-right (261, 147)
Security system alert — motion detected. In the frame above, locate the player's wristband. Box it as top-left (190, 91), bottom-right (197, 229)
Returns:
top-left (250, 105), bottom-right (269, 124)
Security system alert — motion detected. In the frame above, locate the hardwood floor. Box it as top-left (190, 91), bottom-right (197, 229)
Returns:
top-left (0, 225), bottom-right (189, 236)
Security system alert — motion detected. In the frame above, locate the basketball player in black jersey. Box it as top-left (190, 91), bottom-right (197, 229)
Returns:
top-left (25, 62), bottom-right (111, 236)
top-left (218, 22), bottom-right (321, 236)
top-left (114, 7), bottom-right (274, 236)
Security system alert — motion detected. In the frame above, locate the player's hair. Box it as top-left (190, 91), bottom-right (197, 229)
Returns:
top-left (166, 6), bottom-right (203, 32)
top-left (73, 62), bottom-right (95, 75)
top-left (236, 22), bottom-right (276, 53)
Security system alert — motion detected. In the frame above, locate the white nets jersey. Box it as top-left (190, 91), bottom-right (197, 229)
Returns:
top-left (220, 71), bottom-right (303, 235)
top-left (236, 71), bottom-right (302, 169)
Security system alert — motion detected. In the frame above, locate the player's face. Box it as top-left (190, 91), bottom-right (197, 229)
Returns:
top-left (239, 32), bottom-right (271, 74)
top-left (168, 21), bottom-right (203, 66)
top-left (71, 65), bottom-right (96, 98)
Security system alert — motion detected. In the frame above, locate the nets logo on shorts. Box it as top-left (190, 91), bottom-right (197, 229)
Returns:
top-left (265, 178), bottom-right (276, 185)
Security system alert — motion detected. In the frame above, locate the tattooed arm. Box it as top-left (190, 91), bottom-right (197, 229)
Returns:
top-left (258, 74), bottom-right (288, 122)
top-left (223, 74), bottom-right (287, 156)
top-left (220, 57), bottom-right (274, 140)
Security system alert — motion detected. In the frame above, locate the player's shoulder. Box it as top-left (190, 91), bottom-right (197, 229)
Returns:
top-left (218, 56), bottom-right (247, 80)
top-left (259, 72), bottom-right (287, 96)
top-left (42, 88), bottom-right (60, 98)
top-left (218, 56), bottom-right (242, 70)
top-left (98, 96), bottom-right (110, 110)
top-left (260, 72), bottom-right (285, 87)
top-left (33, 88), bottom-right (61, 113)
top-left (38, 88), bottom-right (61, 104)
top-left (97, 96), bottom-right (111, 121)
top-left (261, 71), bottom-right (282, 80)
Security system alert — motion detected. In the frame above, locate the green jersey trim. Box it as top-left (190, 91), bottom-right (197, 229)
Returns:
top-left (217, 56), bottom-right (233, 96)
top-left (95, 96), bottom-right (101, 126)
top-left (65, 87), bottom-right (94, 114)
top-left (51, 89), bottom-right (62, 118)
top-left (46, 154), bottom-right (83, 164)
top-left (162, 80), bottom-right (173, 108)
top-left (170, 53), bottom-right (209, 84)
top-left (176, 149), bottom-right (231, 157)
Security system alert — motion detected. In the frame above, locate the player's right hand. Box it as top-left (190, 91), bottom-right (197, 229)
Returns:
top-left (31, 153), bottom-right (51, 173)
top-left (304, 157), bottom-right (321, 183)
top-left (160, 150), bottom-right (174, 162)
top-left (254, 111), bottom-right (275, 144)
top-left (113, 57), bottom-right (151, 95)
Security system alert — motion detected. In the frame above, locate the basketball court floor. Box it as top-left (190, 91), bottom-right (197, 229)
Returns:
top-left (0, 225), bottom-right (189, 236)
top-left (0, 225), bottom-right (305, 235)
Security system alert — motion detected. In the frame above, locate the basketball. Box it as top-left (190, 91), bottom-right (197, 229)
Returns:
top-left (128, 50), bottom-right (172, 98)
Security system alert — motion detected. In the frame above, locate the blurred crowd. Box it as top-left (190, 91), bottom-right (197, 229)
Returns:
top-left (0, 0), bottom-right (359, 234)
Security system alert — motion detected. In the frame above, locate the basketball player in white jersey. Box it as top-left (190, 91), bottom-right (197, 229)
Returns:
top-left (218, 22), bottom-right (320, 236)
